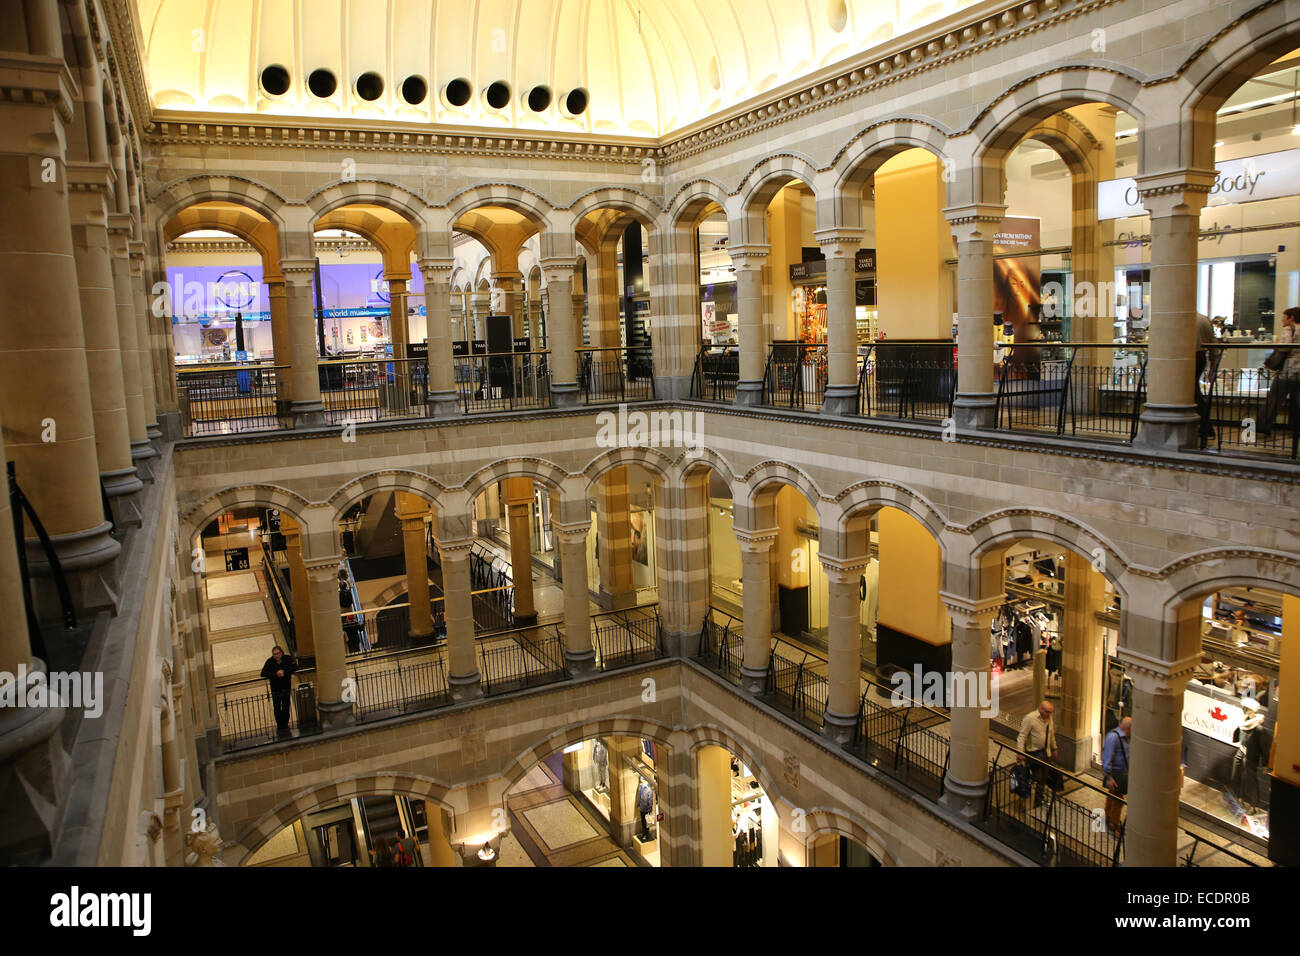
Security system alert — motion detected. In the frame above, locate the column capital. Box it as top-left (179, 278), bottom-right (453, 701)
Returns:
top-left (938, 591), bottom-right (1003, 629)
top-left (1116, 648), bottom-right (1199, 696)
top-left (0, 53), bottom-right (77, 123)
top-left (727, 243), bottom-right (769, 267)
top-left (279, 258), bottom-right (317, 283)
top-left (539, 258), bottom-right (576, 281)
top-left (302, 555), bottom-right (343, 575)
top-left (435, 537), bottom-right (475, 558)
top-left (734, 528), bottom-right (777, 552)
top-left (417, 256), bottom-right (455, 277)
top-left (943, 203), bottom-right (1008, 242)
top-left (812, 228), bottom-right (864, 259)
top-left (383, 271), bottom-right (410, 285)
top-left (65, 160), bottom-right (114, 199)
top-left (553, 521), bottom-right (591, 545)
top-left (819, 556), bottom-right (869, 583)
top-left (1133, 169), bottom-right (1216, 219)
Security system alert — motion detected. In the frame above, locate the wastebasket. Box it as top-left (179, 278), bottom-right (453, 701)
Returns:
top-left (295, 683), bottom-right (319, 732)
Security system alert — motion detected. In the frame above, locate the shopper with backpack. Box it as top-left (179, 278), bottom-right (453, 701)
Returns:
top-left (1102, 716), bottom-right (1131, 837)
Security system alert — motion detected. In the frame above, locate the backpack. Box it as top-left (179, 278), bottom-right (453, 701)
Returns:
top-left (393, 841), bottom-right (412, 867)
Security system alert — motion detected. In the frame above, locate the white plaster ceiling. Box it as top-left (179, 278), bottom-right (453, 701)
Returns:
top-left (134, 0), bottom-right (981, 136)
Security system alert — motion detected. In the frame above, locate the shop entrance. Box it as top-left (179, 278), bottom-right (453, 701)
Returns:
top-left (697, 745), bottom-right (778, 867)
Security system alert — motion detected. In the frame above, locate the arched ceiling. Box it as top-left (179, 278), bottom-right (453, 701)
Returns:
top-left (134, 0), bottom-right (981, 137)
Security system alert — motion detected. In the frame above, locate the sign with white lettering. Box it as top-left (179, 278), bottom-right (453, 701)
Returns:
top-left (1099, 149), bottom-right (1300, 220)
top-left (1181, 686), bottom-right (1243, 744)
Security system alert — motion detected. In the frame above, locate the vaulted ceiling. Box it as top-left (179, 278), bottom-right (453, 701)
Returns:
top-left (133, 0), bottom-right (981, 136)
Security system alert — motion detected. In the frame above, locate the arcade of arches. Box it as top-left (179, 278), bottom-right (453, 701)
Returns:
top-left (2, 0), bottom-right (1300, 870)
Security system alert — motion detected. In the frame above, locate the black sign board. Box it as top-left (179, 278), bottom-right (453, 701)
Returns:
top-left (855, 249), bottom-right (877, 273)
top-left (266, 508), bottom-right (281, 532)
top-left (471, 340), bottom-right (487, 355)
top-left (789, 260), bottom-right (825, 282)
top-left (406, 341), bottom-right (428, 361)
top-left (452, 340), bottom-right (469, 357)
top-left (224, 547), bottom-right (250, 572)
top-left (513, 337), bottom-right (531, 353)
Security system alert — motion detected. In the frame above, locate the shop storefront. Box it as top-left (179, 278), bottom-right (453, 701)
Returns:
top-left (564, 737), bottom-right (662, 866)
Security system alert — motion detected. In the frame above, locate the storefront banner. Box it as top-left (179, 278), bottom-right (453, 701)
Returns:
top-left (1181, 687), bottom-right (1243, 744)
top-left (992, 217), bottom-right (1041, 342)
top-left (1098, 148), bottom-right (1300, 220)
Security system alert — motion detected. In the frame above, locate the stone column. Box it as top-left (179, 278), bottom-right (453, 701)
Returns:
top-left (306, 558), bottom-right (354, 728)
top-left (1132, 173), bottom-right (1214, 451)
top-left (1058, 551), bottom-right (1106, 771)
top-left (697, 744), bottom-right (734, 866)
top-left (395, 493), bottom-right (433, 641)
top-left (109, 215), bottom-right (155, 475)
top-left (0, 62), bottom-right (121, 619)
top-left (159, 665), bottom-right (185, 867)
top-left (128, 240), bottom-right (159, 437)
top-left (815, 230), bottom-right (864, 417)
top-left (940, 595), bottom-right (1001, 818)
top-left (278, 259), bottom-right (327, 427)
top-left (541, 260), bottom-right (579, 407)
top-left (589, 243), bottom-right (621, 348)
top-left (67, 164), bottom-right (142, 523)
top-left (281, 517), bottom-right (314, 660)
top-left (595, 467), bottom-right (636, 610)
top-left (502, 478), bottom-right (537, 624)
top-left (386, 274), bottom-right (411, 400)
top-left (731, 245), bottom-right (769, 406)
top-left (736, 530), bottom-right (776, 694)
top-left (945, 205), bottom-right (1006, 430)
top-left (418, 258), bottom-right (460, 418)
top-left (438, 540), bottom-right (482, 701)
top-left (555, 522), bottom-right (594, 675)
top-left (1119, 650), bottom-right (1197, 866)
top-left (606, 737), bottom-right (643, 847)
top-left (653, 473), bottom-right (710, 656)
top-left (821, 560), bottom-right (867, 744)
top-left (265, 278), bottom-right (293, 415)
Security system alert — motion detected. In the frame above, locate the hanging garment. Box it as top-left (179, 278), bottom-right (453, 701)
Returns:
top-left (1014, 619), bottom-right (1034, 662)
top-left (636, 780), bottom-right (653, 815)
top-left (1046, 636), bottom-right (1062, 676)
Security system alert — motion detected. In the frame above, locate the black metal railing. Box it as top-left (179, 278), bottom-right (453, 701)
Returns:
top-left (851, 691), bottom-right (951, 801)
top-left (761, 342), bottom-right (827, 410)
top-left (9, 461), bottom-right (76, 662)
top-left (695, 608), bottom-right (743, 684)
top-left (468, 546), bottom-right (515, 630)
top-left (259, 536), bottom-right (295, 655)
top-left (176, 363), bottom-right (287, 437)
top-left (857, 341), bottom-right (956, 422)
top-left (319, 357), bottom-right (428, 425)
top-left (763, 649), bottom-right (828, 731)
top-left (690, 345), bottom-right (740, 403)
top-left (579, 346), bottom-right (656, 405)
top-left (349, 654), bottom-right (450, 721)
top-left (480, 630), bottom-right (569, 695)
top-left (215, 677), bottom-right (322, 750)
top-left (453, 352), bottom-right (551, 413)
top-left (994, 343), bottom-right (1146, 443)
top-left (591, 605), bottom-right (663, 671)
top-left (1200, 344), bottom-right (1300, 459)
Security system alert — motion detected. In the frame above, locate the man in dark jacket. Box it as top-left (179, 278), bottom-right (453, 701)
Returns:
top-left (260, 645), bottom-right (296, 734)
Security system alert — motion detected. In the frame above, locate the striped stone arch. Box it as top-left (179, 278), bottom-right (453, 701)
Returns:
top-left (828, 116), bottom-right (951, 229)
top-left (566, 186), bottom-right (664, 231)
top-left (667, 177), bottom-right (730, 227)
top-left (304, 179), bottom-right (428, 226)
top-left (327, 470), bottom-right (447, 524)
top-left (738, 460), bottom-right (822, 509)
top-left (581, 444), bottom-right (675, 487)
top-left (444, 182), bottom-right (554, 230)
top-left (828, 480), bottom-right (949, 555)
top-left (1155, 547), bottom-right (1300, 611)
top-left (1174, 0), bottom-right (1300, 170)
top-left (965, 507), bottom-right (1130, 593)
top-left (180, 484), bottom-right (313, 555)
top-left (162, 204), bottom-right (280, 275)
top-left (1019, 111), bottom-right (1102, 175)
top-left (684, 724), bottom-right (784, 807)
top-left (150, 174), bottom-right (290, 238)
top-left (227, 773), bottom-right (455, 866)
top-left (459, 457), bottom-right (569, 507)
top-left (498, 715), bottom-right (676, 797)
top-left (314, 207), bottom-right (417, 274)
top-left (969, 65), bottom-right (1146, 167)
top-left (801, 808), bottom-right (899, 866)
top-left (675, 445), bottom-right (738, 488)
top-left (735, 152), bottom-right (822, 243)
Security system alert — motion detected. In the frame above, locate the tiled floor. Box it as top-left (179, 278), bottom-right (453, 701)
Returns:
top-left (504, 759), bottom-right (640, 868)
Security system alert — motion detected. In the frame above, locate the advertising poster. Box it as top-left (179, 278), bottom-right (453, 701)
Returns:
top-left (991, 217), bottom-right (1041, 343)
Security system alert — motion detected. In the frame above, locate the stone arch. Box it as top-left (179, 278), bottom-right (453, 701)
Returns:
top-left (1157, 548), bottom-right (1300, 612)
top-left (735, 152), bottom-right (822, 244)
top-left (829, 117), bottom-right (952, 229)
top-left (444, 183), bottom-right (555, 232)
top-left (499, 715), bottom-right (677, 797)
top-left (676, 446), bottom-right (738, 489)
top-left (151, 174), bottom-right (290, 240)
top-left (966, 507), bottom-right (1130, 596)
top-left (739, 461), bottom-right (822, 510)
top-left (970, 66), bottom-right (1146, 182)
top-left (667, 178), bottom-right (731, 227)
top-left (181, 485), bottom-right (313, 556)
top-left (304, 179), bottom-right (427, 226)
top-left (327, 470), bottom-right (447, 525)
top-left (685, 723), bottom-right (785, 807)
top-left (1176, 1), bottom-right (1300, 170)
top-left (162, 204), bottom-right (280, 275)
top-left (581, 445), bottom-right (675, 488)
top-left (460, 458), bottom-right (569, 510)
top-left (566, 186), bottom-right (664, 231)
top-left (802, 808), bottom-right (899, 866)
top-left (828, 480), bottom-right (949, 559)
top-left (228, 773), bottom-right (456, 866)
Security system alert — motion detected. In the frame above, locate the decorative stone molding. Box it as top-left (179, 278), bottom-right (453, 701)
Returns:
top-left (938, 592), bottom-right (1004, 630)
top-left (1115, 647), bottom-right (1199, 695)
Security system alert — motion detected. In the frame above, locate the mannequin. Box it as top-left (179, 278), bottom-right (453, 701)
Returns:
top-left (592, 740), bottom-right (609, 791)
top-left (1231, 698), bottom-right (1266, 809)
top-left (635, 779), bottom-right (653, 840)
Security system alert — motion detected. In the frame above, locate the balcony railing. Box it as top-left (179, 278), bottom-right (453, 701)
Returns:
top-left (764, 649), bottom-right (828, 731)
top-left (762, 342), bottom-right (827, 410)
top-left (579, 346), bottom-right (656, 405)
top-left (1201, 344), bottom-right (1300, 459)
top-left (690, 345), bottom-right (739, 403)
top-left (177, 363), bottom-right (287, 437)
top-left (480, 629), bottom-right (569, 695)
top-left (319, 357), bottom-right (428, 425)
top-left (590, 605), bottom-right (663, 671)
top-left (453, 351), bottom-right (551, 413)
top-left (994, 343), bottom-right (1146, 444)
top-left (695, 608), bottom-right (743, 685)
top-left (857, 341), bottom-right (956, 422)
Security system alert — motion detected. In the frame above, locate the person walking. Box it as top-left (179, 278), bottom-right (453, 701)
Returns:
top-left (1102, 716), bottom-right (1131, 837)
top-left (1194, 312), bottom-right (1219, 441)
top-left (371, 836), bottom-right (395, 868)
top-left (393, 827), bottom-right (419, 867)
top-left (259, 645), bottom-right (296, 736)
top-left (1016, 700), bottom-right (1059, 808)
top-left (1258, 307), bottom-right (1300, 438)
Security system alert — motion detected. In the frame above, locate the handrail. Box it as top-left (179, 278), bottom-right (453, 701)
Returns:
top-left (9, 461), bottom-right (76, 661)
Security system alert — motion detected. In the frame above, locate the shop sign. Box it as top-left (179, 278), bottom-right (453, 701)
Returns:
top-left (789, 260), bottom-right (826, 281)
top-left (1181, 687), bottom-right (1243, 744)
top-left (854, 249), bottom-right (876, 272)
top-left (1098, 149), bottom-right (1300, 220)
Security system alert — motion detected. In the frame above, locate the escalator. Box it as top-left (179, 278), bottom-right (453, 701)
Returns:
top-left (357, 795), bottom-right (423, 866)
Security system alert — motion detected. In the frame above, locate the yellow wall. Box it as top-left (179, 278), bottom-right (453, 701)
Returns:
top-left (876, 507), bottom-right (950, 645)
top-left (775, 485), bottom-right (810, 589)
top-left (875, 150), bottom-right (954, 339)
top-left (765, 185), bottom-right (806, 341)
top-left (698, 745), bottom-right (734, 867)
top-left (1275, 595), bottom-right (1299, 787)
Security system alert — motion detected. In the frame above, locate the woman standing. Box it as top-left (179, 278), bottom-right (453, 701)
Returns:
top-left (1258, 307), bottom-right (1300, 437)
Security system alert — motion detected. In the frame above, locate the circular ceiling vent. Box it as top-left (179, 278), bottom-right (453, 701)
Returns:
top-left (401, 75), bottom-right (428, 105)
top-left (561, 87), bottom-right (589, 116)
top-left (442, 77), bottom-right (472, 107)
top-left (260, 64), bottom-right (290, 97)
top-left (307, 69), bottom-right (337, 98)
top-left (525, 85), bottom-right (552, 112)
top-left (355, 72), bottom-right (384, 101)
top-left (485, 81), bottom-right (511, 111)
